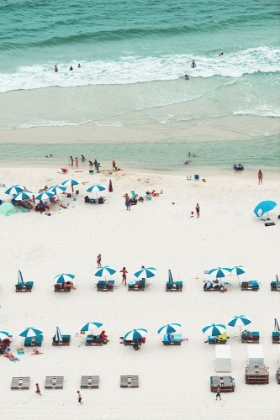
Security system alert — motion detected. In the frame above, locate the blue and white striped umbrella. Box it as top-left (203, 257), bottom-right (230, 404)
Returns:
top-left (54, 273), bottom-right (75, 284)
top-left (55, 326), bottom-right (63, 343)
top-left (61, 179), bottom-right (80, 187)
top-left (5, 185), bottom-right (24, 195)
top-left (202, 323), bottom-right (226, 336)
top-left (13, 191), bottom-right (33, 201)
top-left (228, 315), bottom-right (251, 328)
top-left (48, 185), bottom-right (67, 195)
top-left (80, 322), bottom-right (103, 332)
top-left (0, 331), bottom-right (11, 340)
top-left (86, 184), bottom-right (106, 193)
top-left (207, 267), bottom-right (231, 278)
top-left (134, 267), bottom-right (157, 279)
top-left (18, 270), bottom-right (25, 285)
top-left (95, 266), bottom-right (116, 280)
top-left (35, 191), bottom-right (55, 200)
top-left (157, 323), bottom-right (181, 335)
top-left (230, 266), bottom-right (246, 276)
top-left (124, 328), bottom-right (148, 341)
top-left (19, 327), bottom-right (43, 338)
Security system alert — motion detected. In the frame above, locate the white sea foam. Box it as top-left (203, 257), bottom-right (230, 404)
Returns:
top-left (0, 46), bottom-right (279, 93)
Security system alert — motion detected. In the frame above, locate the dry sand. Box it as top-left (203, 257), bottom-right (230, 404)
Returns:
top-left (0, 166), bottom-right (279, 420)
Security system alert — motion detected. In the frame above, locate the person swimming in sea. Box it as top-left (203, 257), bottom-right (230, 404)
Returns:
top-left (184, 74), bottom-right (190, 80)
top-left (54, 65), bottom-right (58, 72)
top-left (45, 154), bottom-right (53, 158)
top-left (190, 60), bottom-right (196, 68)
top-left (219, 52), bottom-right (224, 56)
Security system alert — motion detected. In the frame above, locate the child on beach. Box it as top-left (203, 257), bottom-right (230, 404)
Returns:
top-left (35, 383), bottom-right (41, 396)
top-left (216, 386), bottom-right (221, 400)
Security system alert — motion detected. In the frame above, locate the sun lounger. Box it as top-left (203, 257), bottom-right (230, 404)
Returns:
top-left (120, 375), bottom-right (139, 388)
top-left (128, 280), bottom-right (146, 291)
top-left (24, 335), bottom-right (43, 347)
top-left (241, 280), bottom-right (259, 291)
top-left (54, 284), bottom-right (72, 292)
top-left (241, 331), bottom-right (259, 343)
top-left (245, 365), bottom-right (269, 384)
top-left (210, 376), bottom-right (235, 392)
top-left (45, 376), bottom-right (64, 389)
top-left (15, 281), bottom-right (34, 292)
top-left (80, 375), bottom-right (99, 389)
top-left (11, 377), bottom-right (30, 390)
top-left (52, 334), bottom-right (71, 346)
top-left (85, 335), bottom-right (104, 346)
top-left (162, 334), bottom-right (182, 345)
top-left (276, 368), bottom-right (280, 384)
top-left (165, 281), bottom-right (183, 292)
top-left (97, 280), bottom-right (115, 291)
top-left (272, 332), bottom-right (280, 344)
top-left (271, 275), bottom-right (280, 291)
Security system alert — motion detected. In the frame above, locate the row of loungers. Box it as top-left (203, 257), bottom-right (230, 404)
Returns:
top-left (11, 375), bottom-right (139, 390)
top-left (203, 280), bottom-right (260, 291)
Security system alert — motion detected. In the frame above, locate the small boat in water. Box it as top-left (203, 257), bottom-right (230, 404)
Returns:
top-left (233, 163), bottom-right (244, 171)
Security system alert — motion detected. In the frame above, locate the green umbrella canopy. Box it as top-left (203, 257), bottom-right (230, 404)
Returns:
top-left (0, 202), bottom-right (18, 216)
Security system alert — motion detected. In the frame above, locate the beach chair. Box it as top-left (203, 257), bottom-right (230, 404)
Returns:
top-left (80, 375), bottom-right (99, 389)
top-left (33, 335), bottom-right (43, 347)
top-left (166, 282), bottom-right (176, 291)
top-left (276, 368), bottom-right (280, 384)
top-left (120, 375), bottom-right (139, 388)
top-left (24, 337), bottom-right (33, 347)
top-left (25, 281), bottom-right (34, 292)
top-left (194, 174), bottom-right (200, 181)
top-left (186, 175), bottom-right (192, 180)
top-left (176, 281), bottom-right (183, 291)
top-left (45, 376), bottom-right (64, 389)
top-left (54, 284), bottom-right (64, 292)
top-left (145, 194), bottom-right (152, 201)
top-left (138, 280), bottom-right (145, 291)
top-left (11, 377), bottom-right (30, 390)
top-left (15, 284), bottom-right (24, 292)
top-left (241, 280), bottom-right (259, 291)
top-left (272, 332), bottom-right (280, 344)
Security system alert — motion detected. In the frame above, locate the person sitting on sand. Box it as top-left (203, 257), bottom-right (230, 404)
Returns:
top-left (100, 331), bottom-right (108, 343)
top-left (32, 349), bottom-right (43, 355)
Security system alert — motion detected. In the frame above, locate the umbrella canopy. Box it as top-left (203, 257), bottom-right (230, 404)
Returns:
top-left (13, 191), bottom-right (33, 201)
top-left (207, 267), bottom-right (231, 278)
top-left (124, 328), bottom-right (148, 341)
top-left (55, 327), bottom-right (63, 343)
top-left (0, 202), bottom-right (18, 216)
top-left (61, 179), bottom-right (80, 187)
top-left (48, 185), bottom-right (67, 195)
top-left (35, 191), bottom-right (55, 200)
top-left (168, 269), bottom-right (174, 283)
top-left (157, 323), bottom-right (181, 335)
top-left (274, 318), bottom-right (280, 332)
top-left (19, 327), bottom-right (43, 338)
top-left (86, 184), bottom-right (106, 193)
top-left (108, 179), bottom-right (113, 192)
top-left (254, 200), bottom-right (277, 217)
top-left (95, 266), bottom-right (116, 280)
top-left (202, 323), bottom-right (226, 336)
top-left (134, 267), bottom-right (157, 279)
top-left (228, 315), bottom-right (252, 328)
top-left (5, 185), bottom-right (24, 195)
top-left (54, 273), bottom-right (75, 284)
top-left (80, 322), bottom-right (103, 332)
top-left (0, 331), bottom-right (11, 340)
top-left (230, 266), bottom-right (246, 277)
top-left (18, 270), bottom-right (25, 285)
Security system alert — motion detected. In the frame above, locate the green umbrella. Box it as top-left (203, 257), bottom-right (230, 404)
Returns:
top-left (0, 202), bottom-right (18, 216)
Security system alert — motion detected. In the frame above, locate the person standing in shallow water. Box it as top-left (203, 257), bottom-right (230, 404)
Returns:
top-left (258, 170), bottom-right (263, 185)
top-left (195, 203), bottom-right (200, 218)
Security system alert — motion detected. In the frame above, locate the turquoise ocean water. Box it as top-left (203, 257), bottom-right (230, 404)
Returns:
top-left (0, 0), bottom-right (279, 172)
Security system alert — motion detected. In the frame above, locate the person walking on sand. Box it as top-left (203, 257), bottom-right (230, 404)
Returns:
top-left (258, 169), bottom-right (263, 185)
top-left (97, 254), bottom-right (102, 268)
top-left (77, 390), bottom-right (83, 404)
top-left (195, 203), bottom-right (200, 218)
top-left (69, 156), bottom-right (73, 166)
top-left (120, 267), bottom-right (128, 285)
top-left (216, 386), bottom-right (221, 400)
top-left (123, 193), bottom-right (131, 211)
top-left (35, 383), bottom-right (41, 396)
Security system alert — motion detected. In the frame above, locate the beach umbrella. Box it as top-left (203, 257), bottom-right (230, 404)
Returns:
top-left (13, 191), bottom-right (33, 201)
top-left (19, 327), bottom-right (43, 338)
top-left (274, 318), bottom-right (280, 332)
top-left (228, 315), bottom-right (251, 335)
top-left (48, 185), bottom-right (67, 195)
top-left (253, 200), bottom-right (277, 218)
top-left (17, 270), bottom-right (25, 286)
top-left (54, 327), bottom-right (63, 343)
top-left (230, 265), bottom-right (246, 281)
top-left (207, 267), bottom-right (231, 278)
top-left (86, 184), bottom-right (106, 197)
top-left (35, 191), bottom-right (55, 200)
top-left (124, 328), bottom-right (148, 341)
top-left (0, 202), bottom-right (18, 216)
top-left (80, 322), bottom-right (103, 332)
top-left (54, 273), bottom-right (75, 284)
top-left (95, 266), bottom-right (116, 280)
top-left (0, 331), bottom-right (11, 341)
top-left (5, 185), bottom-right (24, 195)
top-left (168, 269), bottom-right (174, 283)
top-left (157, 323), bottom-right (181, 335)
top-left (202, 323), bottom-right (226, 336)
top-left (61, 179), bottom-right (80, 187)
top-left (134, 267), bottom-right (157, 279)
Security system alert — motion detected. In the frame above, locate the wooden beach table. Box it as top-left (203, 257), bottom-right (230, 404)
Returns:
top-left (245, 365), bottom-right (269, 384)
top-left (210, 376), bottom-right (235, 392)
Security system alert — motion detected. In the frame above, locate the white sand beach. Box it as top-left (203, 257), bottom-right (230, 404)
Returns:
top-left (0, 166), bottom-right (279, 420)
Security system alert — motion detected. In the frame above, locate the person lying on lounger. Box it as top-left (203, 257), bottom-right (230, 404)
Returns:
top-left (65, 281), bottom-right (76, 289)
